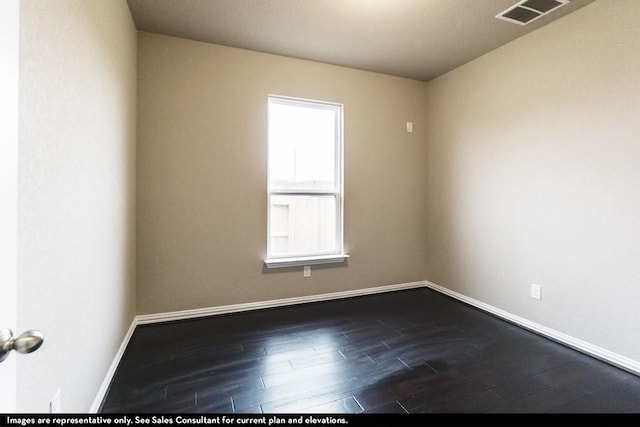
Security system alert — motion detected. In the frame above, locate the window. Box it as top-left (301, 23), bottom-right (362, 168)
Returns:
top-left (265, 95), bottom-right (348, 268)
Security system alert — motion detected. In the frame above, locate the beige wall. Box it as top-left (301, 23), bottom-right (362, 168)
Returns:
top-left (424, 0), bottom-right (640, 362)
top-left (137, 32), bottom-right (429, 314)
top-left (13, 0), bottom-right (640, 413)
top-left (18, 0), bottom-right (137, 412)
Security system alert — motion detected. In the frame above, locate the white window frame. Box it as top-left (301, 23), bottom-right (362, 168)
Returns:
top-left (264, 95), bottom-right (348, 268)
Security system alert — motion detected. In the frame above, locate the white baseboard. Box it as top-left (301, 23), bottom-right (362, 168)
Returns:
top-left (90, 280), bottom-right (427, 412)
top-left (89, 319), bottom-right (137, 413)
top-left (424, 280), bottom-right (640, 376)
top-left (92, 279), bottom-right (640, 412)
top-left (135, 280), bottom-right (428, 325)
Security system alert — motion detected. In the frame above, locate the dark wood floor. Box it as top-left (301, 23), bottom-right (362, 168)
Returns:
top-left (100, 288), bottom-right (640, 414)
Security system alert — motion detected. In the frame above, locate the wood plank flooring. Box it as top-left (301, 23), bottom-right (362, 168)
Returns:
top-left (100, 288), bottom-right (640, 414)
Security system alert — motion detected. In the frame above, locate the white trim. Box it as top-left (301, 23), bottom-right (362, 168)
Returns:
top-left (264, 253), bottom-right (349, 269)
top-left (266, 95), bottom-right (344, 261)
top-left (90, 281), bottom-right (422, 411)
top-left (424, 281), bottom-right (640, 376)
top-left (89, 319), bottom-right (137, 413)
top-left (92, 279), bottom-right (640, 412)
top-left (0, 0), bottom-right (19, 413)
top-left (136, 280), bottom-right (426, 325)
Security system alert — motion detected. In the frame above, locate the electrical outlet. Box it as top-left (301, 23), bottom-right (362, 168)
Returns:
top-left (50, 389), bottom-right (62, 414)
top-left (303, 266), bottom-right (311, 278)
top-left (531, 284), bottom-right (541, 301)
top-left (406, 122), bottom-right (413, 133)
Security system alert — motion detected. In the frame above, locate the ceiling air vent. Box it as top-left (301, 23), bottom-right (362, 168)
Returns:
top-left (496, 0), bottom-right (570, 25)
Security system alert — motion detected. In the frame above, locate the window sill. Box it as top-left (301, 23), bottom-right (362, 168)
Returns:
top-left (264, 254), bottom-right (350, 269)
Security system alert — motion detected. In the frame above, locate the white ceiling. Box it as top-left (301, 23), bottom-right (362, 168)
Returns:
top-left (126, 0), bottom-right (597, 82)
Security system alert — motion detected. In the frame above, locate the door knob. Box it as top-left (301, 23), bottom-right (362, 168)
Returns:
top-left (0, 328), bottom-right (44, 363)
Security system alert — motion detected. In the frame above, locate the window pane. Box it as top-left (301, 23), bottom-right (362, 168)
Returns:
top-left (270, 204), bottom-right (289, 237)
top-left (269, 195), bottom-right (337, 256)
top-left (269, 101), bottom-right (336, 191)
